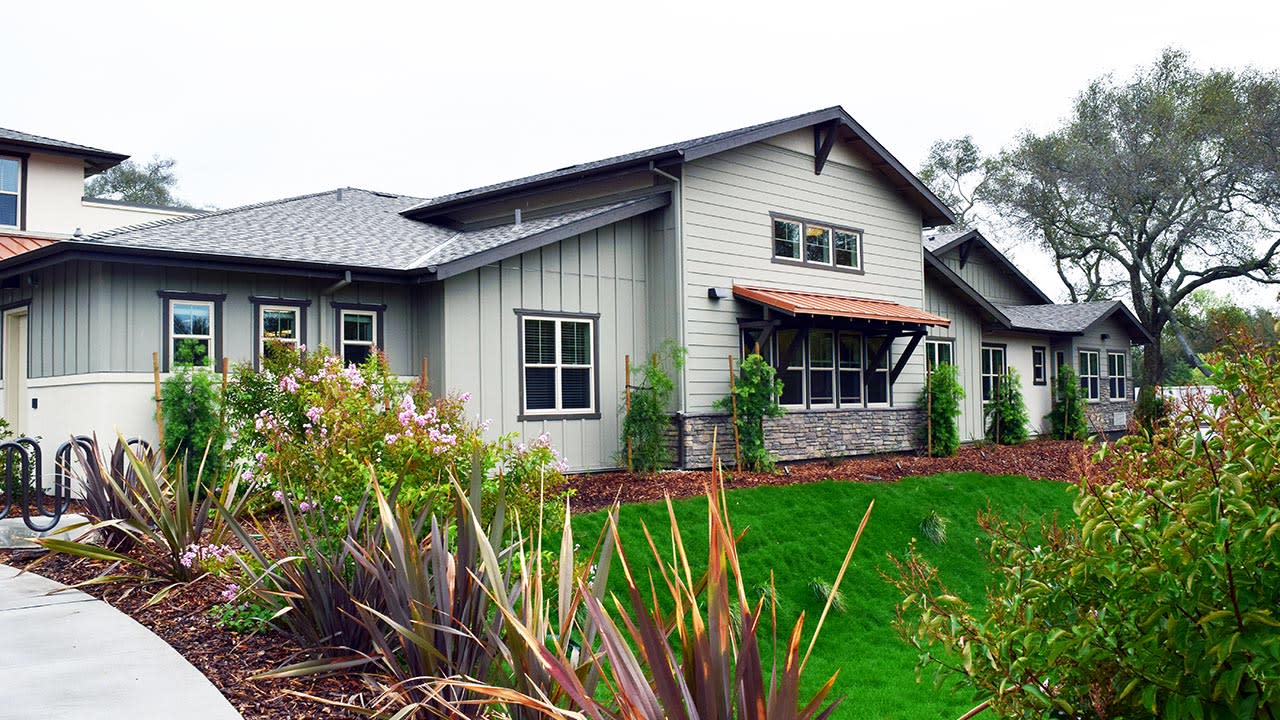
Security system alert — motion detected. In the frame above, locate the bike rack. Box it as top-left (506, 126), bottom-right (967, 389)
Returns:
top-left (0, 438), bottom-right (71, 533)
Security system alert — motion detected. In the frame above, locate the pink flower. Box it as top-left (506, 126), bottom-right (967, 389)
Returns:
top-left (385, 433), bottom-right (399, 445)
top-left (272, 490), bottom-right (286, 503)
top-left (298, 501), bottom-right (315, 513)
top-left (220, 584), bottom-right (239, 603)
top-left (240, 469), bottom-right (254, 483)
top-left (279, 375), bottom-right (299, 393)
top-left (305, 406), bottom-right (323, 424)
top-left (459, 391), bottom-right (473, 403)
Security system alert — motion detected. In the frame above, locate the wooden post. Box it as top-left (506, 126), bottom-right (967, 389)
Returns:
top-left (624, 354), bottom-right (633, 472)
top-left (926, 365), bottom-right (933, 457)
top-left (152, 351), bottom-right (167, 465)
top-left (420, 356), bottom-right (430, 393)
top-left (729, 355), bottom-right (742, 470)
top-left (220, 357), bottom-right (229, 425)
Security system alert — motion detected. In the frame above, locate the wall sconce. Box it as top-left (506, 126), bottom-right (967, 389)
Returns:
top-left (1100, 333), bottom-right (1110, 341)
top-left (707, 287), bottom-right (732, 300)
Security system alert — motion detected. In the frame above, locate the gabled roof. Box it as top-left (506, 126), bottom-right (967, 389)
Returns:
top-left (922, 228), bottom-right (1053, 305)
top-left (922, 252), bottom-right (1012, 327)
top-left (733, 285), bottom-right (951, 327)
top-left (404, 106), bottom-right (957, 227)
top-left (0, 128), bottom-right (128, 175)
top-left (995, 301), bottom-right (1154, 343)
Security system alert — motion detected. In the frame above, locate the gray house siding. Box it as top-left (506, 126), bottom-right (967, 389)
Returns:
top-left (679, 131), bottom-right (929, 413)
top-left (942, 249), bottom-right (1045, 306)
top-left (1070, 314), bottom-right (1135, 432)
top-left (437, 215), bottom-right (653, 471)
top-left (923, 280), bottom-right (985, 442)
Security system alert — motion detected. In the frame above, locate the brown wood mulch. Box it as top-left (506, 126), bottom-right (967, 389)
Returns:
top-left (0, 439), bottom-right (1090, 718)
top-left (567, 439), bottom-right (1094, 512)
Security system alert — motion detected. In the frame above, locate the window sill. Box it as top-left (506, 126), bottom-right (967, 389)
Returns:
top-left (518, 411), bottom-right (602, 422)
top-left (770, 256), bottom-right (865, 275)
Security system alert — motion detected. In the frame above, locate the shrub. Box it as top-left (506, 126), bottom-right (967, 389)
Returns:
top-left (985, 368), bottom-right (1029, 444)
top-left (918, 509), bottom-right (948, 545)
top-left (161, 364), bottom-right (226, 480)
top-left (715, 353), bottom-right (784, 471)
top-left (1135, 383), bottom-right (1167, 432)
top-left (620, 343), bottom-right (685, 472)
top-left (889, 341), bottom-right (1280, 719)
top-left (920, 363), bottom-right (964, 456)
top-left (1048, 364), bottom-right (1089, 439)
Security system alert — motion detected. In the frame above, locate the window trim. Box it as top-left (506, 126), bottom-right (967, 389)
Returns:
top-left (769, 212), bottom-right (865, 274)
top-left (1079, 349), bottom-right (1101, 403)
top-left (0, 154), bottom-right (26, 231)
top-left (1107, 350), bottom-right (1128, 402)
top-left (980, 343), bottom-right (1007, 403)
top-left (925, 338), bottom-right (955, 372)
top-left (158, 291), bottom-right (224, 372)
top-left (515, 309), bottom-right (602, 421)
top-left (864, 335), bottom-right (893, 407)
top-left (330, 301), bottom-right (385, 366)
top-left (250, 296), bottom-right (311, 369)
top-left (1032, 346), bottom-right (1048, 386)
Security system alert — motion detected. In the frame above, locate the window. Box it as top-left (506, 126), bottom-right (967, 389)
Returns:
top-left (341, 310), bottom-right (376, 365)
top-left (0, 157), bottom-right (20, 228)
top-left (981, 344), bottom-right (1006, 402)
top-left (1108, 351), bottom-right (1128, 401)
top-left (865, 336), bottom-right (891, 404)
top-left (520, 314), bottom-right (596, 416)
top-left (838, 331), bottom-right (862, 405)
top-left (1032, 346), bottom-right (1047, 385)
top-left (1079, 350), bottom-right (1100, 402)
top-left (261, 306), bottom-right (300, 356)
top-left (171, 301), bottom-right (214, 368)
top-left (807, 329), bottom-right (836, 406)
top-left (925, 339), bottom-right (954, 371)
top-left (771, 215), bottom-right (862, 271)
top-left (777, 328), bottom-right (805, 406)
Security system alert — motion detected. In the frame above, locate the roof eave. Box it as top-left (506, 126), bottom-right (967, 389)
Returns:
top-left (0, 139), bottom-right (129, 176)
top-left (1082, 302), bottom-right (1156, 344)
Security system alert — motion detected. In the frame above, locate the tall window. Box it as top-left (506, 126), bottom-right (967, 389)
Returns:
top-left (981, 345), bottom-right (1006, 402)
top-left (747, 329), bottom-right (888, 408)
top-left (838, 331), bottom-right (862, 405)
top-left (772, 215), bottom-right (862, 271)
top-left (261, 306), bottom-right (300, 358)
top-left (521, 315), bottom-right (596, 416)
top-left (925, 339), bottom-right (954, 371)
top-left (807, 329), bottom-right (836, 406)
top-left (777, 328), bottom-right (806, 407)
top-left (0, 157), bottom-right (20, 228)
top-left (1107, 351), bottom-right (1128, 401)
top-left (1079, 350), bottom-right (1100, 401)
top-left (341, 310), bottom-right (376, 365)
top-left (1032, 346), bottom-right (1047, 385)
top-left (171, 301), bottom-right (214, 368)
top-left (865, 336), bottom-right (891, 404)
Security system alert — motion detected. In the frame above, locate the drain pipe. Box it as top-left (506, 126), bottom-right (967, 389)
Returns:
top-left (651, 160), bottom-right (687, 465)
top-left (321, 270), bottom-right (353, 346)
top-left (324, 270), bottom-right (352, 296)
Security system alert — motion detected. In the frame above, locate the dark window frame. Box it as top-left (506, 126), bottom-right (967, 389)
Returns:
top-left (158, 290), bottom-right (225, 372)
top-left (251, 296), bottom-right (311, 369)
top-left (1032, 345), bottom-right (1048, 385)
top-left (515, 309), bottom-right (601, 421)
top-left (769, 212), bottom-right (865, 274)
top-left (0, 153), bottom-right (27, 231)
top-left (331, 301), bottom-right (385, 367)
top-left (743, 327), bottom-right (893, 409)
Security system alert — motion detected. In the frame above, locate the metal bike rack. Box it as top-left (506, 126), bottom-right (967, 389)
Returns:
top-left (1, 438), bottom-right (71, 533)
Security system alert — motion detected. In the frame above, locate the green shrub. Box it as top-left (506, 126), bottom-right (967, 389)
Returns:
top-left (986, 368), bottom-right (1029, 445)
top-left (1135, 383), bottom-right (1167, 432)
top-left (918, 509), bottom-right (948, 545)
top-left (890, 342), bottom-right (1280, 718)
top-left (161, 364), bottom-right (225, 479)
top-left (1048, 364), bottom-right (1089, 439)
top-left (715, 353), bottom-right (784, 471)
top-left (620, 342), bottom-right (685, 472)
top-left (920, 363), bottom-right (964, 456)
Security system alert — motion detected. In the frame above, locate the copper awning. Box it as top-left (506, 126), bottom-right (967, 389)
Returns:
top-left (0, 235), bottom-right (56, 261)
top-left (733, 284), bottom-right (951, 328)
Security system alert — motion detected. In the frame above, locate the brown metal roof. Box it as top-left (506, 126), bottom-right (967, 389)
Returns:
top-left (0, 235), bottom-right (56, 261)
top-left (733, 285), bottom-right (951, 327)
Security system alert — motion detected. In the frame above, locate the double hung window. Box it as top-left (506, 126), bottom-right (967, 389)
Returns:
top-left (521, 315), bottom-right (596, 416)
top-left (981, 345), bottom-right (1006, 402)
top-left (1107, 351), bottom-right (1127, 401)
top-left (0, 157), bottom-right (19, 228)
top-left (1079, 350), bottom-right (1100, 401)
top-left (925, 339), bottom-right (954, 371)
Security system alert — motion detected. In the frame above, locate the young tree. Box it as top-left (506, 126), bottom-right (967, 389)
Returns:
top-left (85, 155), bottom-right (191, 207)
top-left (989, 48), bottom-right (1280, 383)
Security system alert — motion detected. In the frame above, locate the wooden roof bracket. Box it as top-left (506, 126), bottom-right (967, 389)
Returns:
top-left (889, 330), bottom-right (926, 383)
top-left (813, 120), bottom-right (839, 175)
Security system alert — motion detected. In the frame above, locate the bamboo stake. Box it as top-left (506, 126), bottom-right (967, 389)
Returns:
top-left (420, 356), bottom-right (430, 393)
top-left (220, 357), bottom-right (229, 426)
top-left (729, 355), bottom-right (742, 470)
top-left (152, 351), bottom-right (166, 465)
top-left (624, 354), bottom-right (632, 472)
top-left (926, 364), bottom-right (933, 457)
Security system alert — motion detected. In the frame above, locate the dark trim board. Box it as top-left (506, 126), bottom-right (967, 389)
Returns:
top-left (331, 302), bottom-right (386, 359)
top-left (157, 291), bottom-right (226, 372)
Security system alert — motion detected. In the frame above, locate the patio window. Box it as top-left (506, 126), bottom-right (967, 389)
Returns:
top-left (1107, 351), bottom-right (1127, 401)
top-left (808, 329), bottom-right (836, 406)
top-left (1079, 350), bottom-right (1100, 402)
top-left (520, 314), bottom-right (596, 416)
top-left (838, 331), bottom-right (863, 404)
top-left (865, 336), bottom-right (891, 405)
top-left (777, 328), bottom-right (806, 407)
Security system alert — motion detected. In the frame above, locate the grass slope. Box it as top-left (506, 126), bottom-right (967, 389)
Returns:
top-left (572, 472), bottom-right (1076, 720)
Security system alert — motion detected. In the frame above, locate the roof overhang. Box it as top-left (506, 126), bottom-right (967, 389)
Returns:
top-left (0, 139), bottom-right (128, 176)
top-left (1083, 302), bottom-right (1156, 344)
top-left (923, 252), bottom-right (1012, 328)
top-left (733, 284), bottom-right (951, 328)
top-left (925, 229), bottom-right (1053, 304)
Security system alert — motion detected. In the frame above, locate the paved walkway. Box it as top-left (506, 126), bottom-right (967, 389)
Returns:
top-left (0, 564), bottom-right (242, 719)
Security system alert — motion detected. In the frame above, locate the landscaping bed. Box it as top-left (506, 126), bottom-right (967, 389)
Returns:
top-left (568, 438), bottom-right (1091, 512)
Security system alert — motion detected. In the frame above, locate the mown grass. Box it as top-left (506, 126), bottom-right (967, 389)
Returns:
top-left (572, 472), bottom-right (1077, 720)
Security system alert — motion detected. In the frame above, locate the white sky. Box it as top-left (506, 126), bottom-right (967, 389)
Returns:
top-left (8, 0), bottom-right (1280, 306)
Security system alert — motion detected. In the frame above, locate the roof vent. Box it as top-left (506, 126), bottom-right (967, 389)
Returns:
top-left (336, 188), bottom-right (344, 201)
top-left (72, 227), bottom-right (83, 238)
top-left (514, 208), bottom-right (522, 226)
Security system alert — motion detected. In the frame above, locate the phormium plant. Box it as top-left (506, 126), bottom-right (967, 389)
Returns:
top-left (620, 342), bottom-right (685, 473)
top-left (920, 362), bottom-right (964, 456)
top-left (1048, 364), bottom-right (1089, 440)
top-left (985, 368), bottom-right (1029, 445)
top-left (716, 352), bottom-right (784, 471)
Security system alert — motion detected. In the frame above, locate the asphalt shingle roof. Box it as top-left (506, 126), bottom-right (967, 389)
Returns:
top-left (71, 188), bottom-right (661, 274)
top-left (923, 230), bottom-right (970, 252)
top-left (995, 301), bottom-right (1125, 334)
top-left (0, 128), bottom-right (127, 172)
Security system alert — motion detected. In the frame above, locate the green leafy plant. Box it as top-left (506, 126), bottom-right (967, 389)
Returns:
top-left (620, 342), bottom-right (685, 473)
top-left (209, 598), bottom-right (275, 634)
top-left (1048, 364), bottom-right (1089, 440)
top-left (918, 509), bottom-right (948, 546)
top-left (1135, 383), bottom-right (1167, 432)
top-left (161, 364), bottom-right (226, 481)
top-left (920, 362), bottom-right (964, 456)
top-left (985, 368), bottom-right (1029, 445)
top-left (174, 337), bottom-right (210, 368)
top-left (890, 339), bottom-right (1280, 719)
top-left (716, 353), bottom-right (785, 471)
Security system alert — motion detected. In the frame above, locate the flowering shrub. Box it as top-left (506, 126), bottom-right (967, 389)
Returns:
top-left (225, 345), bottom-right (568, 526)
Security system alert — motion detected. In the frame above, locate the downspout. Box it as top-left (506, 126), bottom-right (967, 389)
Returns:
top-left (321, 270), bottom-right (353, 346)
top-left (651, 159), bottom-right (687, 467)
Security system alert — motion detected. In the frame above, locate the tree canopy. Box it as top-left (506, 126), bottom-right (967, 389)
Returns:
top-left (84, 155), bottom-right (190, 207)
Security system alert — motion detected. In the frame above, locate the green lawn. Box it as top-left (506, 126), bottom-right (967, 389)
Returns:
top-left (572, 472), bottom-right (1077, 720)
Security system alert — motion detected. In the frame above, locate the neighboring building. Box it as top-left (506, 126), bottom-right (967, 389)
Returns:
top-left (0, 107), bottom-right (1150, 474)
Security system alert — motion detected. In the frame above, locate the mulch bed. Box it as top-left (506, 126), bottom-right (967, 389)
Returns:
top-left (568, 439), bottom-right (1093, 512)
top-left (0, 438), bottom-right (1091, 718)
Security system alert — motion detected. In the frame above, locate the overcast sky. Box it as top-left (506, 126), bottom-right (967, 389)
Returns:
top-left (9, 0), bottom-right (1280, 305)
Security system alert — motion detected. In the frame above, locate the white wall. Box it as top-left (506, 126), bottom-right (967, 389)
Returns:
top-left (984, 332), bottom-right (1054, 436)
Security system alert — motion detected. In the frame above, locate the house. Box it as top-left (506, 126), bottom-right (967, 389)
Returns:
top-left (0, 108), bottom-right (1150, 475)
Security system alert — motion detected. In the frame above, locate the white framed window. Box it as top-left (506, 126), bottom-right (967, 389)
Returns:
top-left (838, 331), bottom-right (863, 405)
top-left (1107, 351), bottom-right (1127, 401)
top-left (170, 301), bottom-right (214, 368)
top-left (981, 344), bottom-right (1006, 402)
top-left (341, 310), bottom-right (377, 366)
top-left (925, 339), bottom-right (954, 372)
top-left (807, 329), bottom-right (836, 407)
top-left (1079, 350), bottom-right (1100, 402)
top-left (261, 306), bottom-right (300, 357)
top-left (865, 336), bottom-right (891, 405)
top-left (520, 314), bottom-right (596, 416)
top-left (0, 157), bottom-right (20, 228)
top-left (1032, 346), bottom-right (1048, 385)
top-left (771, 214), bottom-right (863, 271)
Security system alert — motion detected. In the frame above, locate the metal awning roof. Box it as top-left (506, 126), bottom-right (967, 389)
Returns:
top-left (0, 235), bottom-right (56, 261)
top-left (733, 284), bottom-right (951, 328)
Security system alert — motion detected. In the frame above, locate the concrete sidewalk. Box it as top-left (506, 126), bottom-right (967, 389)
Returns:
top-left (0, 564), bottom-right (242, 719)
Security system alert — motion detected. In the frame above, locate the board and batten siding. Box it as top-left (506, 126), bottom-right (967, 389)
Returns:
top-left (924, 280), bottom-right (985, 442)
top-left (941, 249), bottom-right (1045, 306)
top-left (438, 216), bottom-right (653, 472)
top-left (679, 130), bottom-right (929, 412)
